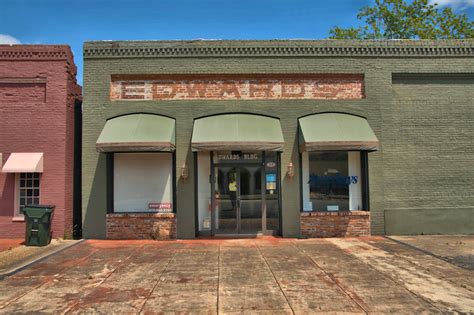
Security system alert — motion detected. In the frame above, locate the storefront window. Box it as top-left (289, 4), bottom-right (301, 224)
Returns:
top-left (113, 153), bottom-right (173, 212)
top-left (301, 152), bottom-right (363, 212)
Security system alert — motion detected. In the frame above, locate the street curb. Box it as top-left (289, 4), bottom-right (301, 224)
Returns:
top-left (0, 239), bottom-right (86, 280)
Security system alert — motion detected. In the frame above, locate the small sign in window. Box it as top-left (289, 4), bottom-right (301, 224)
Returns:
top-left (148, 203), bottom-right (173, 213)
top-left (266, 173), bottom-right (277, 194)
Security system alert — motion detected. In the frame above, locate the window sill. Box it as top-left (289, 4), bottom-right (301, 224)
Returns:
top-left (301, 211), bottom-right (369, 217)
top-left (11, 216), bottom-right (25, 222)
top-left (107, 212), bottom-right (175, 218)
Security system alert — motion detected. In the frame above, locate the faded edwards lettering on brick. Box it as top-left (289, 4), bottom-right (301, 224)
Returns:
top-left (110, 75), bottom-right (365, 101)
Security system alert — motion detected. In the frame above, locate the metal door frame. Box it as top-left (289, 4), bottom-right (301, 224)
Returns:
top-left (210, 151), bottom-right (267, 236)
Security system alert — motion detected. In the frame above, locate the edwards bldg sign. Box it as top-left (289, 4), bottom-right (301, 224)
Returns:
top-left (110, 74), bottom-right (365, 101)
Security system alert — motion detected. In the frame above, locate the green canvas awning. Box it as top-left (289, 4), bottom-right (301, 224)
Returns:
top-left (299, 113), bottom-right (379, 151)
top-left (192, 114), bottom-right (284, 151)
top-left (96, 114), bottom-right (175, 152)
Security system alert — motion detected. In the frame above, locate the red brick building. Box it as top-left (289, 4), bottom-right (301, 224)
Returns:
top-left (0, 45), bottom-right (82, 238)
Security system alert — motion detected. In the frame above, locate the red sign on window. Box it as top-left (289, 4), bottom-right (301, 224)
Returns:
top-left (148, 203), bottom-right (173, 212)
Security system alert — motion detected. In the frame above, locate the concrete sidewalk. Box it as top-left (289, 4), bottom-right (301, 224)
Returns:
top-left (0, 236), bottom-right (472, 314)
top-left (390, 235), bottom-right (474, 270)
top-left (0, 239), bottom-right (81, 279)
top-left (0, 239), bottom-right (23, 253)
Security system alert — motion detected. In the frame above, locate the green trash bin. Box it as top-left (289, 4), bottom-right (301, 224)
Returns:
top-left (21, 205), bottom-right (55, 247)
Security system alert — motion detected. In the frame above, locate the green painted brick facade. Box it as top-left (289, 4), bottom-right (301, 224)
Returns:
top-left (82, 40), bottom-right (474, 239)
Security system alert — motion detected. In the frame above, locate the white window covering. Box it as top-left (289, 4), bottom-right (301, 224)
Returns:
top-left (114, 153), bottom-right (173, 212)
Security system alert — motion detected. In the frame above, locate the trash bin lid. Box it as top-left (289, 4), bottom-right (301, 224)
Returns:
top-left (23, 205), bottom-right (55, 209)
top-left (21, 205), bottom-right (55, 217)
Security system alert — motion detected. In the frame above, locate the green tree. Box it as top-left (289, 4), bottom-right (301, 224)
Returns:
top-left (329, 0), bottom-right (473, 39)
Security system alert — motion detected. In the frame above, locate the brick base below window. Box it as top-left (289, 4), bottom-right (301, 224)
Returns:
top-left (106, 213), bottom-right (176, 240)
top-left (300, 211), bottom-right (370, 238)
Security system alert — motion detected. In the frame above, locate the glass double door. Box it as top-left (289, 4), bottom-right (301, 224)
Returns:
top-left (214, 165), bottom-right (263, 234)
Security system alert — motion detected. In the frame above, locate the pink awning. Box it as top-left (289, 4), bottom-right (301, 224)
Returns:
top-left (2, 153), bottom-right (44, 173)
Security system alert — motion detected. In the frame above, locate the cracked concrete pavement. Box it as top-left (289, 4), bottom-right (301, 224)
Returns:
top-left (0, 236), bottom-right (472, 314)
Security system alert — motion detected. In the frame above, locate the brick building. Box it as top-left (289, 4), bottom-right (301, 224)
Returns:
top-left (0, 45), bottom-right (82, 238)
top-left (82, 40), bottom-right (473, 239)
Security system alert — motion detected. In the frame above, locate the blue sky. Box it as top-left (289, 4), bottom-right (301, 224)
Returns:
top-left (1, 0), bottom-right (473, 85)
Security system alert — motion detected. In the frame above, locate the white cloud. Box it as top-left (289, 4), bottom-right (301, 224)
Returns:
top-left (0, 34), bottom-right (21, 45)
top-left (429, 0), bottom-right (474, 9)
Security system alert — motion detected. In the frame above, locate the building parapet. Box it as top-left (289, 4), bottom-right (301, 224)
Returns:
top-left (84, 40), bottom-right (474, 59)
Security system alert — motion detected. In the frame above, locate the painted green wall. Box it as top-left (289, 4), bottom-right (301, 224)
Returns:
top-left (385, 208), bottom-right (474, 235)
top-left (82, 40), bottom-right (474, 238)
